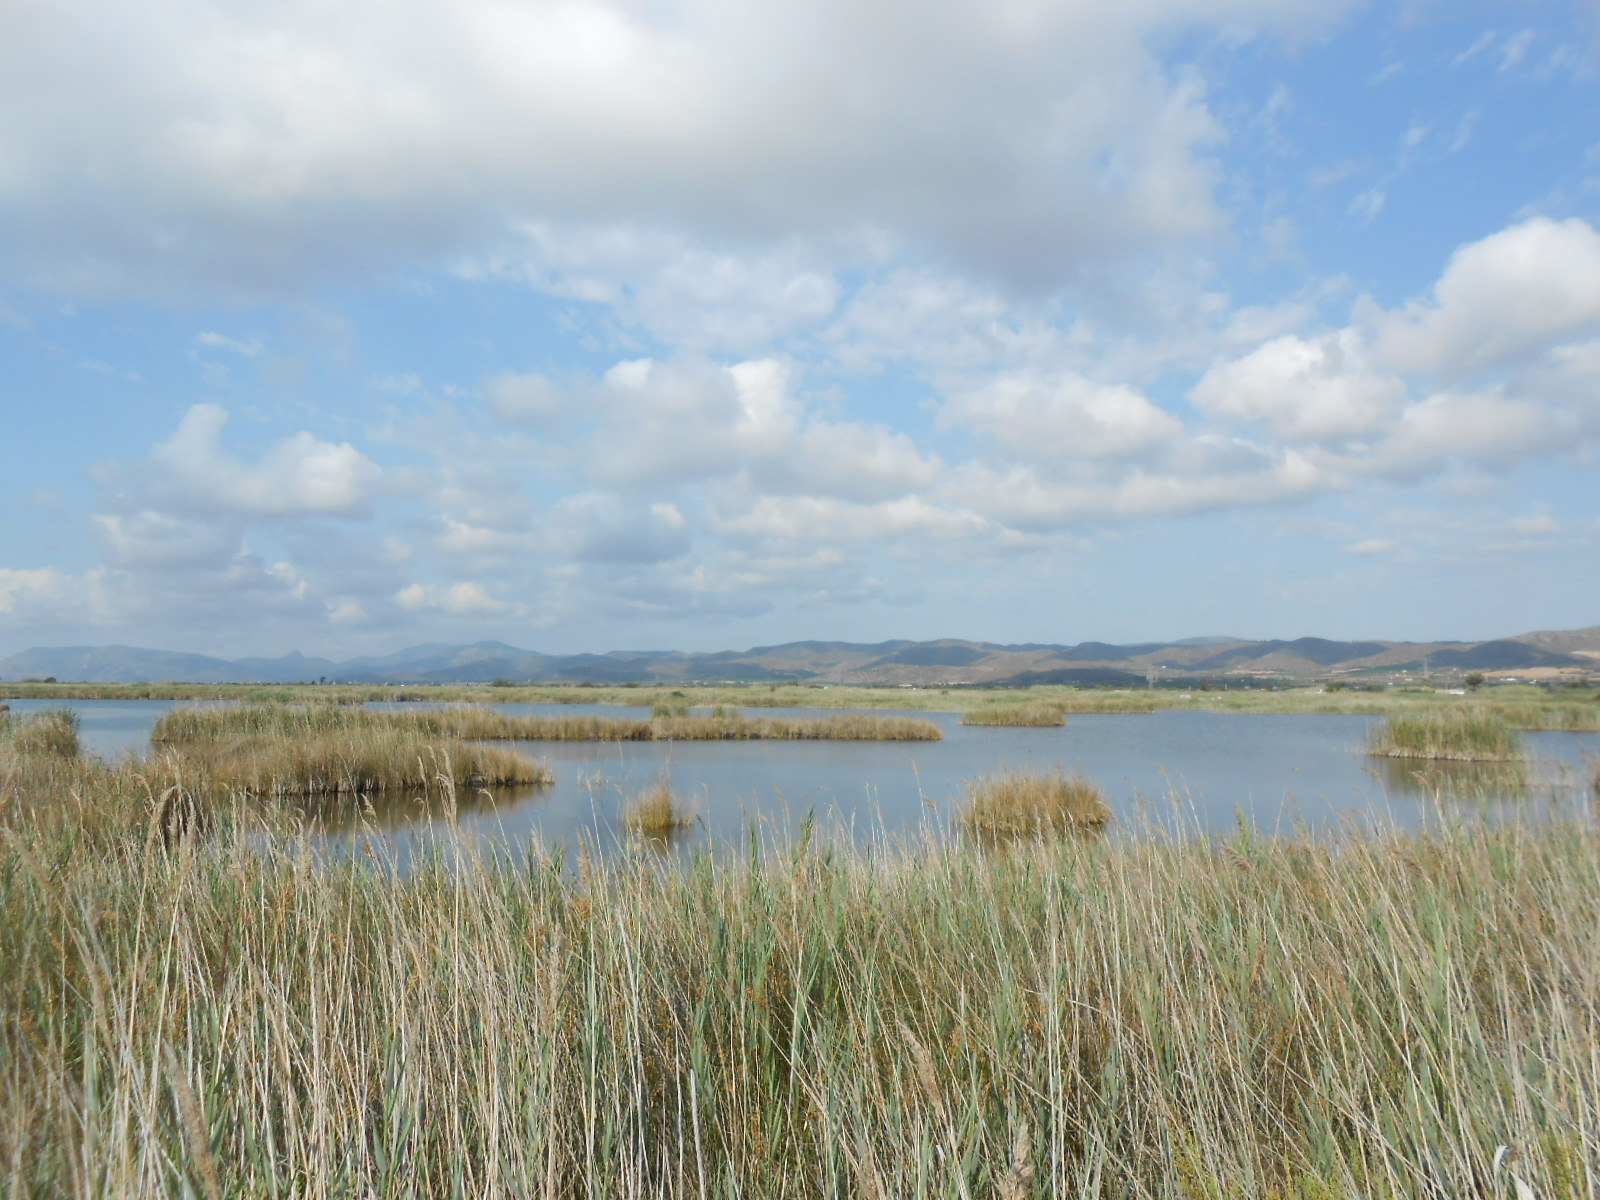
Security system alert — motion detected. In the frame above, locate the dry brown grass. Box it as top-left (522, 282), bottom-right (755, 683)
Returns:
top-left (959, 769), bottom-right (1113, 839)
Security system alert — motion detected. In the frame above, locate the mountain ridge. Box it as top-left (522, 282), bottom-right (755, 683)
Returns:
top-left (2, 627), bottom-right (1593, 686)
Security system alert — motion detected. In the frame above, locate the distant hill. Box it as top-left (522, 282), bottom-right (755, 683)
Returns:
top-left (2, 627), bottom-right (1594, 686)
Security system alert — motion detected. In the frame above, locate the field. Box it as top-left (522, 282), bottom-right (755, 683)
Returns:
top-left (2, 708), bottom-right (1597, 1197)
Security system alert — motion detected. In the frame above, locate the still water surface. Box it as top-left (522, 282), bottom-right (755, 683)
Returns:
top-left (9, 698), bottom-right (1597, 868)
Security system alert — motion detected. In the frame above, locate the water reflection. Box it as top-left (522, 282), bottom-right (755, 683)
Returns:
top-left (268, 780), bottom-right (550, 836)
top-left (1371, 756), bottom-right (1534, 803)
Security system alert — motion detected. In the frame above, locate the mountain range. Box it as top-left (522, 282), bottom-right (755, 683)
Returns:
top-left (3, 626), bottom-right (1597, 687)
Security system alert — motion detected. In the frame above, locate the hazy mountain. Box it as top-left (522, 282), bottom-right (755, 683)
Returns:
top-left (1, 627), bottom-right (1593, 687)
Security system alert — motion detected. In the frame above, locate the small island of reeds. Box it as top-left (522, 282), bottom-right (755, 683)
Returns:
top-left (958, 769), bottom-right (1113, 839)
top-left (961, 701), bottom-right (1067, 727)
top-left (1367, 710), bottom-right (1523, 761)
top-left (622, 771), bottom-right (694, 839)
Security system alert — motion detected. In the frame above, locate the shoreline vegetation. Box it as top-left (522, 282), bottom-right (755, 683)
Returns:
top-left (6, 677), bottom-right (1599, 728)
top-left (1, 712), bottom-right (1596, 1197)
top-left (151, 705), bottom-right (944, 743)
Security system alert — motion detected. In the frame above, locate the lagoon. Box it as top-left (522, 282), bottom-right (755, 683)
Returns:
top-left (8, 698), bottom-right (1597, 866)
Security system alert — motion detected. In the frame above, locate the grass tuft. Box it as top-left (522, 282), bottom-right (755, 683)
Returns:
top-left (959, 769), bottom-right (1113, 839)
top-left (622, 771), bottom-right (694, 838)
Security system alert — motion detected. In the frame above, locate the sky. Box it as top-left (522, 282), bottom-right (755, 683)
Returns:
top-left (2, 0), bottom-right (1598, 659)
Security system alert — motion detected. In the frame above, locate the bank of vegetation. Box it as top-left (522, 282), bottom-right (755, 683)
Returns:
top-left (152, 704), bottom-right (943, 744)
top-left (1, 708), bottom-right (1594, 1197)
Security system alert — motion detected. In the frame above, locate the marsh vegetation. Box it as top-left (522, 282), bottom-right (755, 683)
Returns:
top-left (1, 713), bottom-right (1595, 1198)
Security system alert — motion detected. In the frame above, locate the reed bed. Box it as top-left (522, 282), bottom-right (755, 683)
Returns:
top-left (153, 704), bottom-right (943, 743)
top-left (1, 745), bottom-right (1596, 1198)
top-left (958, 770), bottom-right (1113, 838)
top-left (961, 702), bottom-right (1068, 727)
top-left (1367, 710), bottom-right (1524, 761)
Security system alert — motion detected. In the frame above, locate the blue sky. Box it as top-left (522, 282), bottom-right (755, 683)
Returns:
top-left (2, 0), bottom-right (1598, 658)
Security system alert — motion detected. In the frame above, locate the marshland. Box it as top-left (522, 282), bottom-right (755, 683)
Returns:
top-left (3, 692), bottom-right (1600, 1196)
top-left (3, 701), bottom-right (1599, 1197)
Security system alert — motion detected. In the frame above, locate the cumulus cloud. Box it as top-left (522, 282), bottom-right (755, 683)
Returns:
top-left (128, 404), bottom-right (383, 517)
top-left (944, 372), bottom-right (1183, 457)
top-left (1373, 217), bottom-right (1600, 375)
top-left (1191, 329), bottom-right (1405, 440)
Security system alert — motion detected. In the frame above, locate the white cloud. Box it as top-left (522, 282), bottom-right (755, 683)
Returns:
top-left (717, 495), bottom-right (988, 542)
top-left (1344, 538), bottom-right (1395, 556)
top-left (0, 0), bottom-right (1356, 297)
top-left (948, 448), bottom-right (1332, 530)
top-left (482, 370), bottom-right (569, 425)
top-left (1191, 329), bottom-right (1405, 440)
top-left (395, 581), bottom-right (506, 614)
top-left (94, 510), bottom-right (239, 568)
top-left (135, 404), bottom-right (383, 517)
top-left (548, 492), bottom-right (693, 563)
top-left (0, 567), bottom-right (71, 616)
top-left (1373, 217), bottom-right (1600, 375)
top-left (1510, 513), bottom-right (1558, 536)
top-left (194, 330), bottom-right (263, 356)
top-left (1362, 389), bottom-right (1564, 476)
top-left (944, 372), bottom-right (1182, 457)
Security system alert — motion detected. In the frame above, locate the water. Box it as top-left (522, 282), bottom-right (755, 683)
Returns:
top-left (7, 698), bottom-right (1596, 869)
